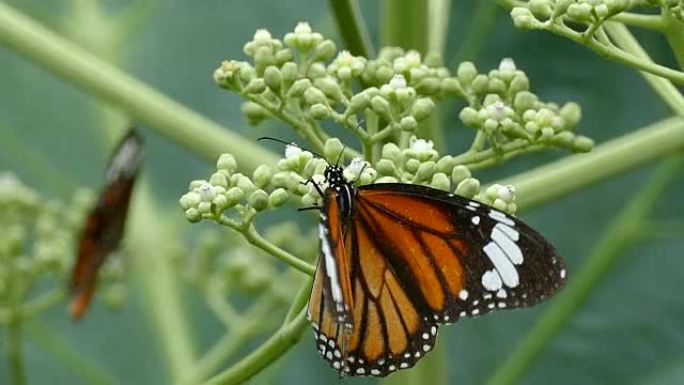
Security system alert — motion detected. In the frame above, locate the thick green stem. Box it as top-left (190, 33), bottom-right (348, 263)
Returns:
top-left (128, 182), bottom-right (196, 382)
top-left (453, 1), bottom-right (498, 63)
top-left (381, 0), bottom-right (428, 53)
top-left (612, 12), bottom-right (664, 31)
top-left (203, 309), bottom-right (309, 385)
top-left (328, 0), bottom-right (374, 57)
top-left (7, 315), bottom-right (26, 385)
top-left (604, 22), bottom-right (684, 116)
top-left (0, 3), bottom-right (277, 170)
top-left (661, 11), bottom-right (684, 70)
top-left (486, 156), bottom-right (683, 385)
top-left (24, 321), bottom-right (116, 385)
top-left (427, 0), bottom-right (451, 56)
top-left (502, 117), bottom-right (684, 211)
top-left (496, 1), bottom-right (684, 85)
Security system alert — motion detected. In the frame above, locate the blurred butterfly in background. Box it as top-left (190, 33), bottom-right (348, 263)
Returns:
top-left (69, 128), bottom-right (143, 320)
top-left (304, 154), bottom-right (566, 376)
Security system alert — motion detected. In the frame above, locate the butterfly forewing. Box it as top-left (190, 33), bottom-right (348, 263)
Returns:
top-left (358, 183), bottom-right (566, 319)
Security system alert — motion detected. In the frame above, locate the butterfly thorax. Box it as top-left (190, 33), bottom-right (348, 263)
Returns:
top-left (324, 165), bottom-right (357, 221)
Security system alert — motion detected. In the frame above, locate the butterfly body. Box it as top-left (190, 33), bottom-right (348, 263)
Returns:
top-left (308, 164), bottom-right (565, 376)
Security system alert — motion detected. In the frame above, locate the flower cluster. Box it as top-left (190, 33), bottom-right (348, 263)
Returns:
top-left (511, 0), bottom-right (631, 27)
top-left (180, 135), bottom-right (525, 219)
top-left (213, 23), bottom-right (468, 138)
top-left (457, 59), bottom-right (592, 153)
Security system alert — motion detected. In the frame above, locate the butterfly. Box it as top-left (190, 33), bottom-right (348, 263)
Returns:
top-left (69, 128), bottom-right (143, 320)
top-left (306, 160), bottom-right (566, 376)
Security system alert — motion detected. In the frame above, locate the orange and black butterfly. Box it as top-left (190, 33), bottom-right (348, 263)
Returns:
top-left (306, 161), bottom-right (566, 376)
top-left (69, 128), bottom-right (143, 320)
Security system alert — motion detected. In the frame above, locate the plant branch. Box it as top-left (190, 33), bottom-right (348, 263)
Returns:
top-left (203, 308), bottom-right (310, 385)
top-left (496, 1), bottom-right (684, 85)
top-left (0, 2), bottom-right (278, 171)
top-left (217, 216), bottom-right (316, 276)
top-left (604, 22), bottom-right (684, 116)
top-left (612, 12), bottom-right (664, 31)
top-left (427, 0), bottom-right (452, 56)
top-left (24, 321), bottom-right (117, 385)
top-left (486, 155), bottom-right (683, 385)
top-left (328, 0), bottom-right (374, 57)
top-left (501, 116), bottom-right (684, 211)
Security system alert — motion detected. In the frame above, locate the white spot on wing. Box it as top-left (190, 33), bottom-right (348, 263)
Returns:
top-left (489, 210), bottom-right (515, 226)
top-left (483, 242), bottom-right (520, 288)
top-left (492, 224), bottom-right (523, 264)
top-left (481, 269), bottom-right (503, 291)
top-left (459, 289), bottom-right (469, 300)
top-left (319, 224), bottom-right (344, 312)
top-left (471, 216), bottom-right (480, 225)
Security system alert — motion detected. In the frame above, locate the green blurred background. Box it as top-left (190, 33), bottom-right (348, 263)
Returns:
top-left (1, 1), bottom-right (683, 384)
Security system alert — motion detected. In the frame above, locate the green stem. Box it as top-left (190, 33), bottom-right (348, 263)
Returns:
top-left (284, 277), bottom-right (314, 323)
top-left (0, 3), bottom-right (277, 170)
top-left (19, 288), bottom-right (66, 319)
top-left (381, 0), bottom-right (428, 53)
top-left (128, 182), bottom-right (196, 382)
top-left (24, 321), bottom-right (117, 385)
top-left (604, 22), bottom-right (684, 116)
top-left (180, 296), bottom-right (278, 385)
top-left (427, 0), bottom-right (451, 56)
top-left (485, 155), bottom-right (683, 385)
top-left (328, 0), bottom-right (374, 57)
top-left (661, 11), bottom-right (684, 70)
top-left (203, 308), bottom-right (310, 385)
top-left (7, 314), bottom-right (26, 385)
top-left (611, 12), bottom-right (664, 31)
top-left (221, 219), bottom-right (316, 276)
top-left (453, 1), bottom-right (498, 63)
top-left (496, 1), bottom-right (684, 85)
top-left (502, 116), bottom-right (684, 211)
top-left (6, 243), bottom-right (26, 385)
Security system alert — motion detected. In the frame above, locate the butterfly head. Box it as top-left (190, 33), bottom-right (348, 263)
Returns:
top-left (324, 165), bottom-right (347, 189)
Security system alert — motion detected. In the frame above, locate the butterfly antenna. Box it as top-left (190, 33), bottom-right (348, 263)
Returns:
top-left (257, 136), bottom-right (328, 163)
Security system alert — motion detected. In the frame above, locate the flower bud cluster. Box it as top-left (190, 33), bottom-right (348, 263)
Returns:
top-left (475, 184), bottom-right (518, 214)
top-left (213, 23), bottom-right (468, 131)
top-left (458, 58), bottom-right (593, 153)
top-left (179, 153), bottom-right (289, 222)
top-left (511, 0), bottom-right (631, 28)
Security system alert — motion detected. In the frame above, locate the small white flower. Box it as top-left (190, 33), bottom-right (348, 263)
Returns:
top-left (197, 182), bottom-right (217, 202)
top-left (404, 50), bottom-right (421, 67)
top-left (487, 101), bottom-right (507, 121)
top-left (498, 185), bottom-right (516, 202)
top-left (499, 58), bottom-right (517, 72)
top-left (294, 22), bottom-right (312, 34)
top-left (389, 74), bottom-right (407, 89)
top-left (411, 138), bottom-right (434, 152)
top-left (285, 143), bottom-right (302, 158)
top-left (253, 29), bottom-right (272, 43)
top-left (347, 157), bottom-right (367, 175)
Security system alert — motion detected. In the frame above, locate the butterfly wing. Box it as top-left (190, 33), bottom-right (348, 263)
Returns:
top-left (356, 183), bottom-right (566, 321)
top-left (308, 188), bottom-right (440, 376)
top-left (69, 129), bottom-right (143, 320)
